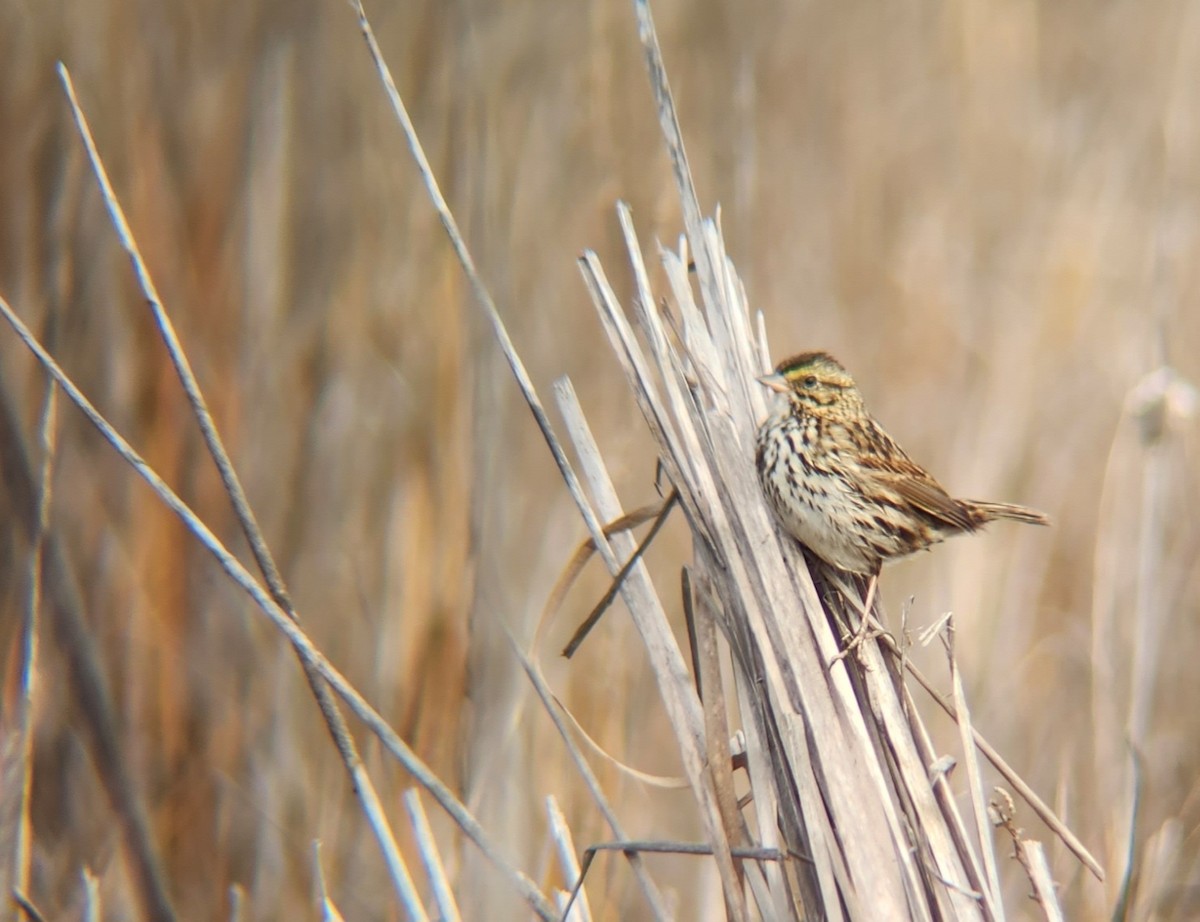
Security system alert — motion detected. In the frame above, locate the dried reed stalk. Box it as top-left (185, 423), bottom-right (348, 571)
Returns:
top-left (545, 2), bottom-right (1092, 917)
top-left (575, 204), bottom-right (988, 920)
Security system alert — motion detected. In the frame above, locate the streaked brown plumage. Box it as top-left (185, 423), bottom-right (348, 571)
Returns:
top-left (755, 351), bottom-right (1048, 575)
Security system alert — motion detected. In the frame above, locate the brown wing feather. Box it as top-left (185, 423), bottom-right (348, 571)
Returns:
top-left (852, 422), bottom-right (976, 533)
top-left (887, 474), bottom-right (975, 532)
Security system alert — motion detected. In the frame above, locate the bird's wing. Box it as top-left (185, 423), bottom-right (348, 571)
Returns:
top-left (855, 430), bottom-right (976, 533)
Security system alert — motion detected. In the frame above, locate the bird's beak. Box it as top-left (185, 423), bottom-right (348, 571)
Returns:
top-left (757, 372), bottom-right (790, 394)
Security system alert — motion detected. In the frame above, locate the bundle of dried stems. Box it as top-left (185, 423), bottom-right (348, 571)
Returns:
top-left (0, 0), bottom-right (1112, 919)
top-left (543, 3), bottom-right (1102, 920)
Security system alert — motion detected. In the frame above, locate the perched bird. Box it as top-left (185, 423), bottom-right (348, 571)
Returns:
top-left (755, 351), bottom-right (1047, 592)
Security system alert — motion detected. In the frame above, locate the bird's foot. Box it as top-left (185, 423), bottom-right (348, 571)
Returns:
top-left (831, 614), bottom-right (887, 667)
top-left (829, 573), bottom-right (883, 668)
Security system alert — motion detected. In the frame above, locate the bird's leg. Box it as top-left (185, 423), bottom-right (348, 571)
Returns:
top-left (832, 570), bottom-right (882, 665)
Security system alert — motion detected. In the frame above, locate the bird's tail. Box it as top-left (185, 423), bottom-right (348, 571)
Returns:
top-left (969, 500), bottom-right (1050, 527)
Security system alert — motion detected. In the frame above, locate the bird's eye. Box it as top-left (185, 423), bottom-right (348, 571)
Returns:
top-left (803, 375), bottom-right (818, 388)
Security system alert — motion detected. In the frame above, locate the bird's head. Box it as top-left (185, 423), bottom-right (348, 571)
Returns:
top-left (757, 351), bottom-right (864, 415)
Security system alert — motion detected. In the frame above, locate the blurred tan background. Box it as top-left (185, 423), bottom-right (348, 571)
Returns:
top-left (1, 0), bottom-right (1198, 918)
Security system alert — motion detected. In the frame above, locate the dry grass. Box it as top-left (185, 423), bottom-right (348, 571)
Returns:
top-left (0, 0), bottom-right (1198, 919)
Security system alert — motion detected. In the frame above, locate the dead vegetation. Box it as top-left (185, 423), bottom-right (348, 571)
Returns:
top-left (0, 0), bottom-right (1198, 919)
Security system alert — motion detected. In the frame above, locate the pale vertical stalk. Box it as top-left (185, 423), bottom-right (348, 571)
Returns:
top-left (12, 378), bottom-right (56, 903)
top-left (545, 796), bottom-right (592, 922)
top-left (81, 868), bottom-right (101, 922)
top-left (553, 377), bottom-right (748, 921)
top-left (403, 790), bottom-right (460, 922)
top-left (946, 619), bottom-right (1004, 920)
top-left (1020, 841), bottom-right (1065, 922)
